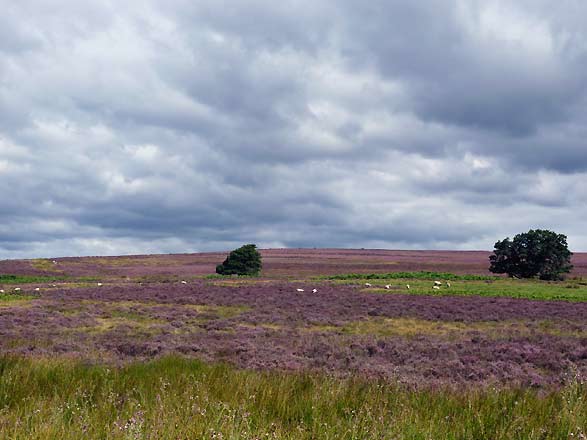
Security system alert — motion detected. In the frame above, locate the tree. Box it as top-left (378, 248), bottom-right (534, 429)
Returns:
top-left (489, 229), bottom-right (573, 280)
top-left (216, 244), bottom-right (262, 276)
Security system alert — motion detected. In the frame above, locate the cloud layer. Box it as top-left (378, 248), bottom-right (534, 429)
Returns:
top-left (1, 0), bottom-right (587, 258)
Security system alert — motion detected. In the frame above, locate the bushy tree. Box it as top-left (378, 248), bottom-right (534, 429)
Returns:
top-left (216, 244), bottom-right (262, 276)
top-left (489, 229), bottom-right (573, 280)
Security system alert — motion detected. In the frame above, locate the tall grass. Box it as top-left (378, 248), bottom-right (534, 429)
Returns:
top-left (1, 356), bottom-right (587, 439)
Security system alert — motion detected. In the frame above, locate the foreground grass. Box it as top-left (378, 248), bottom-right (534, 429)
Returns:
top-left (1, 357), bottom-right (587, 439)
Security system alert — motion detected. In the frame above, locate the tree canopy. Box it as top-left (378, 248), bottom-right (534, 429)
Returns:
top-left (216, 244), bottom-right (262, 276)
top-left (489, 229), bottom-right (573, 280)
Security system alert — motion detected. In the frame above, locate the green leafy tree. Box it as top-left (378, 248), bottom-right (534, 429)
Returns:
top-left (216, 244), bottom-right (262, 276)
top-left (489, 229), bottom-right (573, 280)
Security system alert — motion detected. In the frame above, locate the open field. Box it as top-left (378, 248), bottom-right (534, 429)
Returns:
top-left (2, 249), bottom-right (587, 438)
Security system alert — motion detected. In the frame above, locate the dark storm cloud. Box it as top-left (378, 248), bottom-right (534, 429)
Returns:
top-left (1, 0), bottom-right (587, 258)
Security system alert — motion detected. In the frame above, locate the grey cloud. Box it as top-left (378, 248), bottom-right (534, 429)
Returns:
top-left (335, 1), bottom-right (587, 135)
top-left (160, 0), bottom-right (333, 53)
top-left (2, 0), bottom-right (587, 259)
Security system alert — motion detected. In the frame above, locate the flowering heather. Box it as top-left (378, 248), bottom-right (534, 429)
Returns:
top-left (1, 277), bottom-right (587, 388)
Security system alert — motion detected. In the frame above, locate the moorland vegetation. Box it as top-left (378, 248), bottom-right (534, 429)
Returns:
top-left (1, 247), bottom-right (586, 438)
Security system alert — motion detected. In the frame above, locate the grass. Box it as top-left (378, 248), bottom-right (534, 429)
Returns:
top-left (306, 317), bottom-right (587, 339)
top-left (30, 259), bottom-right (65, 273)
top-left (0, 290), bottom-right (37, 306)
top-left (57, 302), bottom-right (252, 337)
top-left (204, 273), bottom-right (259, 280)
top-left (323, 273), bottom-right (587, 302)
top-left (0, 356), bottom-right (586, 439)
top-left (187, 304), bottom-right (251, 318)
top-left (321, 271), bottom-right (499, 281)
top-left (133, 274), bottom-right (181, 283)
top-left (0, 297), bottom-right (36, 308)
top-left (87, 316), bottom-right (165, 334)
top-left (0, 292), bottom-right (29, 302)
top-left (58, 300), bottom-right (250, 319)
top-left (204, 273), bottom-right (235, 279)
top-left (0, 274), bottom-right (67, 284)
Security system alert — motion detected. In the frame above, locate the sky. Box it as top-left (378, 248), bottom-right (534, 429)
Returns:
top-left (1, 0), bottom-right (587, 258)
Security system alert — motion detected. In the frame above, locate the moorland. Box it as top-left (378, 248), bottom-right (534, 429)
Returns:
top-left (2, 249), bottom-right (587, 439)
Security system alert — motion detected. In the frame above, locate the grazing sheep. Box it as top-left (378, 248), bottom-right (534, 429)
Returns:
top-left (52, 260), bottom-right (57, 264)
top-left (180, 281), bottom-right (187, 284)
top-left (406, 284), bottom-right (410, 290)
top-left (0, 289), bottom-right (4, 293)
top-left (14, 287), bottom-right (21, 292)
top-left (433, 285), bottom-right (441, 290)
top-left (34, 288), bottom-right (40, 292)
top-left (296, 288), bottom-right (304, 292)
top-left (365, 283), bottom-right (372, 287)
top-left (97, 283), bottom-right (103, 287)
top-left (312, 288), bottom-right (318, 293)
top-left (434, 281), bottom-right (442, 286)
top-left (385, 285), bottom-right (391, 289)
top-left (446, 282), bottom-right (451, 288)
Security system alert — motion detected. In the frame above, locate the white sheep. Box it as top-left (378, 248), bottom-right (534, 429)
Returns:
top-left (97, 283), bottom-right (103, 287)
top-left (34, 287), bottom-right (40, 292)
top-left (0, 289), bottom-right (4, 293)
top-left (14, 287), bottom-right (21, 292)
top-left (385, 285), bottom-right (391, 289)
top-left (433, 285), bottom-right (440, 290)
top-left (312, 288), bottom-right (318, 293)
top-left (296, 288), bottom-right (304, 292)
top-left (406, 284), bottom-right (410, 290)
top-left (446, 282), bottom-right (451, 288)
top-left (434, 280), bottom-right (442, 286)
top-left (181, 281), bottom-right (187, 284)
top-left (365, 283), bottom-right (372, 287)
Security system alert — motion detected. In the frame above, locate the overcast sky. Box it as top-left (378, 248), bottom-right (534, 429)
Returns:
top-left (1, 0), bottom-right (586, 258)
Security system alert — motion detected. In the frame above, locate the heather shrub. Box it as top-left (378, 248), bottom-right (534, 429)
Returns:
top-left (216, 244), bottom-right (262, 276)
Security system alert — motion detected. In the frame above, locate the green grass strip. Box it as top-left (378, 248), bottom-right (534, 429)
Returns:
top-left (0, 274), bottom-right (67, 284)
top-left (320, 271), bottom-right (499, 281)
